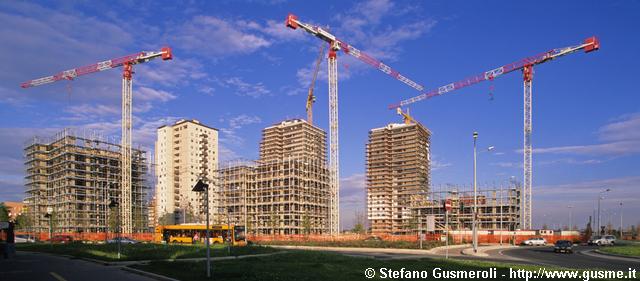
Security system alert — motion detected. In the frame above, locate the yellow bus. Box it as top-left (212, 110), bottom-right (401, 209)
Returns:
top-left (154, 224), bottom-right (247, 246)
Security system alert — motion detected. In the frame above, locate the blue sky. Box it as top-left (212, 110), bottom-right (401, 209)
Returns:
top-left (0, 0), bottom-right (638, 230)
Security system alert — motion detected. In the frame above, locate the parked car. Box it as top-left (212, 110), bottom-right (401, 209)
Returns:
top-left (15, 234), bottom-right (36, 243)
top-left (589, 235), bottom-right (616, 246)
top-left (106, 237), bottom-right (139, 244)
top-left (50, 235), bottom-right (73, 244)
top-left (522, 237), bottom-right (547, 246)
top-left (603, 235), bottom-right (617, 245)
top-left (554, 240), bottom-right (573, 253)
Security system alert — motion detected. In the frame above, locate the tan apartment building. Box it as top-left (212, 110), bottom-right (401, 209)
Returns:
top-left (366, 122), bottom-right (431, 235)
top-left (24, 129), bottom-right (149, 234)
top-left (155, 119), bottom-right (219, 225)
top-left (219, 119), bottom-right (330, 235)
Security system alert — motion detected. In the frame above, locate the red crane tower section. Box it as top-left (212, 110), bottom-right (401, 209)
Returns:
top-left (21, 47), bottom-right (173, 234)
top-left (286, 13), bottom-right (425, 234)
top-left (388, 37), bottom-right (600, 229)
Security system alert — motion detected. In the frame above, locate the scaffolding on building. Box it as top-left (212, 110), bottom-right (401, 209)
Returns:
top-left (24, 128), bottom-right (149, 235)
top-left (218, 155), bottom-right (330, 236)
top-left (411, 184), bottom-right (522, 233)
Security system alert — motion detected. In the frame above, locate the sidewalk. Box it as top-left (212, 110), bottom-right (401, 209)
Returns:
top-left (461, 244), bottom-right (518, 257)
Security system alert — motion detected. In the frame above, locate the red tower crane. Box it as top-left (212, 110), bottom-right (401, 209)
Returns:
top-left (286, 14), bottom-right (424, 234)
top-left (388, 37), bottom-right (600, 229)
top-left (21, 47), bottom-right (173, 234)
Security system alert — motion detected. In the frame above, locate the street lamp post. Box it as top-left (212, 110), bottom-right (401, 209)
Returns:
top-left (109, 199), bottom-right (120, 259)
top-left (220, 207), bottom-right (231, 256)
top-left (193, 179), bottom-right (211, 278)
top-left (472, 132), bottom-right (478, 253)
top-left (499, 182), bottom-right (503, 245)
top-left (597, 188), bottom-right (610, 235)
top-left (567, 205), bottom-right (573, 231)
top-left (619, 202), bottom-right (623, 238)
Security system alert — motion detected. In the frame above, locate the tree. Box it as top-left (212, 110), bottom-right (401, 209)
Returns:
top-left (15, 214), bottom-right (32, 231)
top-left (302, 211), bottom-right (312, 235)
top-left (352, 210), bottom-right (365, 234)
top-left (584, 220), bottom-right (593, 241)
top-left (352, 223), bottom-right (365, 234)
top-left (108, 207), bottom-right (119, 233)
top-left (0, 203), bottom-right (9, 221)
top-left (269, 213), bottom-right (279, 235)
top-left (158, 212), bottom-right (175, 226)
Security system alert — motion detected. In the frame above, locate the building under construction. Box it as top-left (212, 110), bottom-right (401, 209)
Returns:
top-left (219, 119), bottom-right (330, 235)
top-left (411, 185), bottom-right (521, 232)
top-left (24, 129), bottom-right (149, 234)
top-left (367, 121), bottom-right (431, 235)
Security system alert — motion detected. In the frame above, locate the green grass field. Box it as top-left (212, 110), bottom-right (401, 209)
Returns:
top-left (600, 244), bottom-right (640, 257)
top-left (255, 239), bottom-right (443, 249)
top-left (132, 251), bottom-right (593, 281)
top-left (16, 242), bottom-right (278, 261)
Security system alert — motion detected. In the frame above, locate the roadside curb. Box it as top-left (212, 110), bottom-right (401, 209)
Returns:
top-left (78, 250), bottom-right (289, 266)
top-left (461, 245), bottom-right (518, 257)
top-left (121, 266), bottom-right (181, 281)
top-left (593, 250), bottom-right (640, 261)
top-left (429, 244), bottom-right (471, 254)
top-left (267, 245), bottom-right (435, 255)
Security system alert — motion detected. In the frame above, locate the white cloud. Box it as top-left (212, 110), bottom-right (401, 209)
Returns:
top-left (216, 77), bottom-right (271, 98)
top-left (228, 114), bottom-right (262, 129)
top-left (172, 16), bottom-right (271, 57)
top-left (198, 86), bottom-right (215, 95)
top-left (63, 104), bottom-right (120, 120)
top-left (0, 2), bottom-right (134, 106)
top-left (217, 114), bottom-right (263, 161)
top-left (334, 0), bottom-right (436, 61)
top-left (532, 112), bottom-right (640, 157)
top-left (432, 159), bottom-right (452, 171)
top-left (136, 57), bottom-right (207, 88)
top-left (286, 0), bottom-right (434, 98)
top-left (261, 19), bottom-right (307, 41)
top-left (491, 161), bottom-right (522, 168)
top-left (533, 176), bottom-right (640, 228)
top-left (136, 86), bottom-right (177, 102)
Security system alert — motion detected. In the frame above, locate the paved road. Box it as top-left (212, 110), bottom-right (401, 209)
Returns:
top-left (495, 245), bottom-right (640, 270)
top-left (273, 244), bottom-right (640, 271)
top-left (0, 251), bottom-right (155, 281)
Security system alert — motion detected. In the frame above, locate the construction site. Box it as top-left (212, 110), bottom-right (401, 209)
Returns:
top-left (411, 185), bottom-right (521, 232)
top-left (24, 129), bottom-right (150, 235)
top-left (219, 119), bottom-right (331, 235)
top-left (15, 12), bottom-right (601, 242)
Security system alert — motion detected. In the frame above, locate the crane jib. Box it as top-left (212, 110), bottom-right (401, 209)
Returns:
top-left (390, 37), bottom-right (599, 109)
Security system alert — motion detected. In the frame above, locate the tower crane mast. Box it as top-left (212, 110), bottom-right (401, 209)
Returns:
top-left (286, 14), bottom-right (424, 234)
top-left (21, 47), bottom-right (173, 234)
top-left (389, 37), bottom-right (599, 229)
top-left (306, 44), bottom-right (325, 125)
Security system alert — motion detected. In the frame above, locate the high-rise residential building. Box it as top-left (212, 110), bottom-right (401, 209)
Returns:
top-left (260, 119), bottom-right (326, 161)
top-left (155, 119), bottom-right (218, 225)
top-left (147, 196), bottom-right (157, 229)
top-left (366, 122), bottom-right (431, 235)
top-left (220, 119), bottom-right (330, 235)
top-left (24, 129), bottom-right (149, 234)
